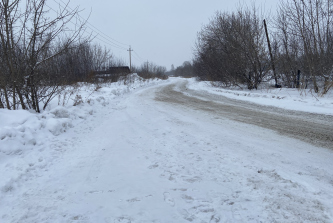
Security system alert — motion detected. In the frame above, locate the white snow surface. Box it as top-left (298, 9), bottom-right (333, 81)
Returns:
top-left (186, 78), bottom-right (333, 115)
top-left (1, 76), bottom-right (333, 222)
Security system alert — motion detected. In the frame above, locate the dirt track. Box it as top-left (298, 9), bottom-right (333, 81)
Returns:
top-left (155, 80), bottom-right (333, 149)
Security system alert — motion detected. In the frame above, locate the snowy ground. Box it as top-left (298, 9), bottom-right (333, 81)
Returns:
top-left (1, 76), bottom-right (333, 222)
top-left (186, 78), bottom-right (333, 115)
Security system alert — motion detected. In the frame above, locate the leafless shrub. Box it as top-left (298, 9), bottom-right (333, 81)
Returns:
top-left (272, 0), bottom-right (333, 94)
top-left (133, 62), bottom-right (168, 80)
top-left (0, 0), bottom-right (87, 112)
top-left (193, 5), bottom-right (269, 90)
top-left (73, 95), bottom-right (83, 106)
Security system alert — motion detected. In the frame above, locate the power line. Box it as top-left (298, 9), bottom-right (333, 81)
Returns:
top-left (53, 0), bottom-right (129, 49)
top-left (56, 0), bottom-right (129, 46)
top-left (45, 3), bottom-right (128, 51)
top-left (46, 1), bottom-right (150, 66)
top-left (132, 54), bottom-right (143, 63)
top-left (95, 36), bottom-right (127, 51)
top-left (134, 51), bottom-right (144, 62)
top-left (132, 51), bottom-right (144, 63)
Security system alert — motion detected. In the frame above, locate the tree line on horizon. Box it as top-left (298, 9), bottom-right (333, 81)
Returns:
top-left (167, 61), bottom-right (193, 78)
top-left (192, 0), bottom-right (333, 95)
top-left (0, 0), bottom-right (124, 112)
top-left (0, 0), bottom-right (167, 112)
top-left (132, 62), bottom-right (168, 80)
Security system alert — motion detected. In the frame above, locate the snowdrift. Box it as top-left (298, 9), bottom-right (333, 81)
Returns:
top-left (0, 74), bottom-right (167, 194)
top-left (186, 78), bottom-right (333, 115)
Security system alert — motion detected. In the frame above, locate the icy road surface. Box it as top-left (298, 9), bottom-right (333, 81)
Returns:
top-left (3, 79), bottom-right (333, 222)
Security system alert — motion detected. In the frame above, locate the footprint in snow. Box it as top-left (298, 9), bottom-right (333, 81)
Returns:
top-left (181, 194), bottom-right (194, 203)
top-left (148, 163), bottom-right (159, 169)
top-left (210, 214), bottom-right (221, 223)
top-left (184, 176), bottom-right (201, 183)
top-left (163, 192), bottom-right (175, 207)
top-left (127, 197), bottom-right (140, 203)
top-left (114, 216), bottom-right (131, 223)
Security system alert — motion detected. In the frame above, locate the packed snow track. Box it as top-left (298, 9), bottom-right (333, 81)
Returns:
top-left (156, 81), bottom-right (333, 150)
top-left (2, 79), bottom-right (333, 222)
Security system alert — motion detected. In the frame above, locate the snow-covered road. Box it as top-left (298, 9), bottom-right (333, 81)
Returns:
top-left (157, 81), bottom-right (333, 150)
top-left (2, 79), bottom-right (333, 222)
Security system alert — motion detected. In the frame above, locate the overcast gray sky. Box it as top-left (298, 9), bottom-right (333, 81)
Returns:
top-left (51, 0), bottom-right (279, 70)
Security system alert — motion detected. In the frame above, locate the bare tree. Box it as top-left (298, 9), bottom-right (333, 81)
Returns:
top-left (134, 61), bottom-right (167, 79)
top-left (0, 0), bottom-right (86, 112)
top-left (173, 61), bottom-right (194, 77)
top-left (194, 6), bottom-right (269, 89)
top-left (277, 0), bottom-right (333, 94)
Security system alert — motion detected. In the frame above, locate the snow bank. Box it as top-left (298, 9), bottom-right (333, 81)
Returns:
top-left (0, 74), bottom-right (167, 196)
top-left (186, 78), bottom-right (333, 115)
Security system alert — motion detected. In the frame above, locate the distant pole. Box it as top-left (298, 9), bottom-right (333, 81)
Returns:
top-left (147, 60), bottom-right (149, 72)
top-left (264, 19), bottom-right (278, 87)
top-left (127, 46), bottom-right (133, 71)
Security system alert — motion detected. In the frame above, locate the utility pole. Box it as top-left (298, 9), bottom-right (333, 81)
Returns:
top-left (127, 46), bottom-right (133, 71)
top-left (146, 60), bottom-right (149, 72)
top-left (264, 19), bottom-right (279, 88)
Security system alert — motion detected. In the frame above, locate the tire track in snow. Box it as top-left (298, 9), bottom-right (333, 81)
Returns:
top-left (155, 80), bottom-right (333, 150)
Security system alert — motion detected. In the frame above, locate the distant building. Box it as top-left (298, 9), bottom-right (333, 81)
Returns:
top-left (94, 66), bottom-right (130, 76)
top-left (108, 66), bottom-right (131, 74)
top-left (94, 66), bottom-right (131, 82)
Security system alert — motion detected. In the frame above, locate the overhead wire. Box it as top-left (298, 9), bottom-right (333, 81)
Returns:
top-left (47, 1), bottom-right (148, 65)
top-left (57, 0), bottom-right (129, 46)
top-left (52, 0), bottom-right (129, 50)
top-left (132, 54), bottom-right (143, 63)
top-left (45, 3), bottom-right (122, 50)
top-left (134, 51), bottom-right (145, 62)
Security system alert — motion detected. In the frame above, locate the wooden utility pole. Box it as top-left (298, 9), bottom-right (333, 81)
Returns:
top-left (127, 46), bottom-right (133, 71)
top-left (264, 19), bottom-right (279, 87)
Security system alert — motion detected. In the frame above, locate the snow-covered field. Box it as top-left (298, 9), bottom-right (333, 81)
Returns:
top-left (1, 76), bottom-right (333, 222)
